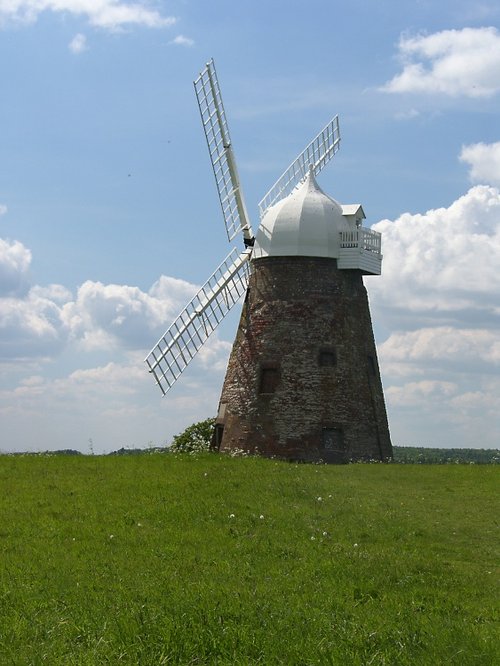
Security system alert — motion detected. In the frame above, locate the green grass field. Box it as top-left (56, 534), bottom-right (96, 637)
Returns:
top-left (0, 454), bottom-right (498, 665)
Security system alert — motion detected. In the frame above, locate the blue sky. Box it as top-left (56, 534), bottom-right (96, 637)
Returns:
top-left (1, 0), bottom-right (500, 453)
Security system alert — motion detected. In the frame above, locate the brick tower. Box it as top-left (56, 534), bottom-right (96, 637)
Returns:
top-left (213, 170), bottom-right (392, 462)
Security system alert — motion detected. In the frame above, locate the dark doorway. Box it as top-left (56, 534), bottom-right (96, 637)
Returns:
top-left (211, 424), bottom-right (224, 451)
top-left (321, 427), bottom-right (346, 463)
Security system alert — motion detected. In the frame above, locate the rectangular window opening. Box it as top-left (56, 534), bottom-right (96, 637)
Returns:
top-left (322, 427), bottom-right (345, 452)
top-left (259, 366), bottom-right (279, 394)
top-left (319, 348), bottom-right (337, 367)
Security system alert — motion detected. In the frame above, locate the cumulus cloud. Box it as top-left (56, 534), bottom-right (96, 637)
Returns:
top-left (385, 380), bottom-right (457, 408)
top-left (379, 327), bottom-right (500, 370)
top-left (0, 267), bottom-right (224, 364)
top-left (0, 237), bottom-right (32, 297)
top-left (63, 276), bottom-right (198, 350)
top-left (69, 33), bottom-right (87, 53)
top-left (31, 283), bottom-right (72, 303)
top-left (381, 27), bottom-right (500, 97)
top-left (0, 288), bottom-right (69, 360)
top-left (0, 228), bottom-right (75, 359)
top-left (383, 374), bottom-right (500, 449)
top-left (57, 361), bottom-right (146, 397)
top-left (0, 359), bottom-right (150, 447)
top-left (169, 34), bottom-right (194, 47)
top-left (460, 141), bottom-right (500, 185)
top-left (0, 347), bottom-right (228, 453)
top-left (370, 185), bottom-right (500, 322)
top-left (368, 178), bottom-right (500, 447)
top-left (197, 337), bottom-right (232, 372)
top-left (148, 274), bottom-right (198, 304)
top-left (0, 0), bottom-right (176, 31)
top-left (449, 379), bottom-right (500, 415)
top-left (0, 225), bottom-right (206, 360)
top-left (0, 223), bottom-right (215, 363)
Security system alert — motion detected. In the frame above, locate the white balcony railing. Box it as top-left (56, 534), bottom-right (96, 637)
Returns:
top-left (339, 228), bottom-right (381, 254)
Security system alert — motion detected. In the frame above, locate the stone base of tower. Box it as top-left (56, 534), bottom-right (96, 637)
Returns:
top-left (214, 256), bottom-right (392, 463)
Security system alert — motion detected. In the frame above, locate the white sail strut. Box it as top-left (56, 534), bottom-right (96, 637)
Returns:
top-left (144, 248), bottom-right (251, 395)
top-left (194, 60), bottom-right (254, 244)
top-left (258, 115), bottom-right (341, 219)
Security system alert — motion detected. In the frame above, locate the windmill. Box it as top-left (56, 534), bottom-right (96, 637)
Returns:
top-left (145, 59), bottom-right (392, 463)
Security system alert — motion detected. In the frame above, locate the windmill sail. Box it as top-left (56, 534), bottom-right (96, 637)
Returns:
top-left (258, 115), bottom-right (341, 218)
top-left (145, 248), bottom-right (251, 395)
top-left (194, 60), bottom-right (253, 244)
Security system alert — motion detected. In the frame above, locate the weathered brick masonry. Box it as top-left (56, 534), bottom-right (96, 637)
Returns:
top-left (214, 256), bottom-right (392, 462)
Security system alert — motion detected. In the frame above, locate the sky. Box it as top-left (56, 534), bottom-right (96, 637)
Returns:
top-left (1, 0), bottom-right (500, 454)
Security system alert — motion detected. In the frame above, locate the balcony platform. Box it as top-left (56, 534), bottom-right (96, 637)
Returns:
top-left (337, 228), bottom-right (382, 275)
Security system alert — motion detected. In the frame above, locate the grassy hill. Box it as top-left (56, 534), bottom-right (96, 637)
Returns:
top-left (0, 453), bottom-right (498, 664)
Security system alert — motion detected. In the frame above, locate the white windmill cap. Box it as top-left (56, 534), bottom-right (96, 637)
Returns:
top-left (252, 167), bottom-right (349, 259)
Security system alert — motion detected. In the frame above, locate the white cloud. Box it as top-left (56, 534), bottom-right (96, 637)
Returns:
top-left (384, 375), bottom-right (500, 449)
top-left (63, 276), bottom-right (198, 350)
top-left (58, 361), bottom-right (146, 396)
top-left (197, 337), bottom-right (232, 372)
top-left (381, 27), bottom-right (500, 97)
top-left (0, 288), bottom-right (69, 360)
top-left (0, 204), bottom-right (7, 216)
top-left (31, 283), bottom-right (73, 304)
top-left (0, 237), bottom-right (32, 297)
top-left (368, 177), bottom-right (500, 448)
top-left (69, 33), bottom-right (87, 53)
top-left (169, 34), bottom-right (194, 47)
top-left (0, 237), bottom-right (230, 451)
top-left (370, 185), bottom-right (500, 322)
top-left (0, 0), bottom-right (176, 31)
top-left (0, 226), bottom-right (209, 361)
top-left (0, 230), bottom-right (75, 359)
top-left (449, 380), bottom-right (500, 415)
top-left (148, 274), bottom-right (198, 304)
top-left (0, 359), bottom-right (150, 446)
top-left (379, 327), bottom-right (500, 369)
top-left (385, 380), bottom-right (457, 408)
top-left (460, 141), bottom-right (500, 185)
top-left (0, 352), bottom-right (225, 453)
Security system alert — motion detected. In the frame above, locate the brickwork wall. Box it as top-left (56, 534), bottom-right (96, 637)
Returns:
top-left (216, 256), bottom-right (392, 462)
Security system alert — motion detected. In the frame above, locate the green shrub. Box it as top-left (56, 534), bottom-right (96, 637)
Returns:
top-left (169, 417), bottom-right (215, 453)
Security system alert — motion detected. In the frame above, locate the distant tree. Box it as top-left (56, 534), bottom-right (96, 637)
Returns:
top-left (170, 418), bottom-right (216, 453)
top-left (392, 446), bottom-right (499, 464)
